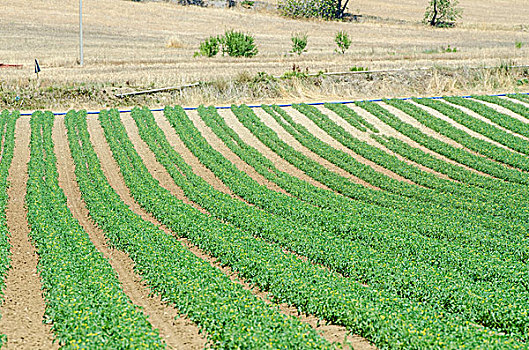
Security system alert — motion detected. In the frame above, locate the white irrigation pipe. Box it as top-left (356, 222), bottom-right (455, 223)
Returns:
top-left (17, 92), bottom-right (529, 116)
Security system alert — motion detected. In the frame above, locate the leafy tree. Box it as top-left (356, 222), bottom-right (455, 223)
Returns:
top-left (424, 0), bottom-right (462, 27)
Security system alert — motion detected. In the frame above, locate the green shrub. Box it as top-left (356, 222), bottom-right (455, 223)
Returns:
top-left (278, 0), bottom-right (346, 20)
top-left (290, 33), bottom-right (308, 55)
top-left (334, 31), bottom-right (351, 54)
top-left (194, 36), bottom-right (220, 57)
top-left (221, 30), bottom-right (258, 58)
top-left (515, 41), bottom-right (523, 49)
top-left (423, 0), bottom-right (462, 27)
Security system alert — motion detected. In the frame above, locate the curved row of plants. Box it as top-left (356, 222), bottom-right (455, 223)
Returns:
top-left (509, 94), bottom-right (529, 104)
top-left (293, 103), bottom-right (528, 220)
top-left (158, 105), bottom-right (529, 340)
top-left (323, 103), bottom-right (380, 133)
top-left (370, 99), bottom-right (529, 186)
top-left (195, 105), bottom-right (528, 263)
top-left (65, 110), bottom-right (329, 349)
top-left (0, 111), bottom-right (18, 345)
top-left (26, 112), bottom-right (165, 348)
top-left (98, 106), bottom-right (522, 348)
top-left (446, 96), bottom-right (529, 139)
top-left (412, 98), bottom-right (529, 170)
top-left (253, 104), bottom-right (527, 237)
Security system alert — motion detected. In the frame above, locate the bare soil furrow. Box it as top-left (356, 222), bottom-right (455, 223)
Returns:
top-left (53, 116), bottom-right (205, 349)
top-left (282, 106), bottom-right (413, 185)
top-left (0, 117), bottom-right (58, 349)
top-left (119, 111), bottom-right (375, 350)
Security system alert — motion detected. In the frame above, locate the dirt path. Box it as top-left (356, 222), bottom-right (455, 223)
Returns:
top-left (83, 115), bottom-right (208, 349)
top-left (114, 113), bottom-right (376, 350)
top-left (0, 117), bottom-right (58, 349)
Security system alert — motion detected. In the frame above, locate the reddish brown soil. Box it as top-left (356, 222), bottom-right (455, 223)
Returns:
top-left (0, 117), bottom-right (58, 349)
top-left (53, 116), bottom-right (207, 349)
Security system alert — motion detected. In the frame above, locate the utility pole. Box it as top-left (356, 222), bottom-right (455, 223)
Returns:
top-left (79, 0), bottom-right (84, 66)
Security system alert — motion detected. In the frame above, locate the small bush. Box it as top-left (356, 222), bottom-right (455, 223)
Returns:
top-left (194, 36), bottom-right (220, 57)
top-left (515, 41), bottom-right (523, 49)
top-left (278, 0), bottom-right (344, 20)
top-left (334, 31), bottom-right (351, 54)
top-left (290, 33), bottom-right (308, 55)
top-left (221, 30), bottom-right (258, 58)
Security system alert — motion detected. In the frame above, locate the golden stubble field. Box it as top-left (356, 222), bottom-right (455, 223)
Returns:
top-left (1, 0), bottom-right (529, 108)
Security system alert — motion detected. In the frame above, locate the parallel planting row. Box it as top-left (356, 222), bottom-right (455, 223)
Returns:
top-left (0, 93), bottom-right (528, 348)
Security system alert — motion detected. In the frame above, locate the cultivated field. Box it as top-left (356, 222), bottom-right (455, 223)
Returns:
top-left (1, 0), bottom-right (529, 109)
top-left (0, 94), bottom-right (529, 348)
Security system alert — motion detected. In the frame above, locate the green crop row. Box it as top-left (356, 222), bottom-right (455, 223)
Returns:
top-left (412, 98), bottom-right (529, 170)
top-left (197, 105), bottom-right (529, 263)
top-left (258, 104), bottom-right (528, 238)
top-left (99, 104), bottom-right (522, 348)
top-left (292, 103), bottom-right (527, 221)
top-left (473, 95), bottom-right (529, 122)
top-left (508, 94), bottom-right (529, 104)
top-left (160, 105), bottom-right (529, 340)
top-left (323, 103), bottom-right (380, 133)
top-left (376, 99), bottom-right (529, 185)
top-left (27, 112), bottom-right (165, 348)
top-left (445, 96), bottom-right (529, 139)
top-left (0, 110), bottom-right (18, 345)
top-left (65, 110), bottom-right (328, 349)
top-left (98, 109), bottom-right (334, 349)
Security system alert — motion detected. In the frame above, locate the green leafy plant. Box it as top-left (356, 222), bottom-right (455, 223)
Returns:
top-left (424, 0), bottom-right (462, 27)
top-left (220, 30), bottom-right (258, 57)
top-left (278, 0), bottom-right (348, 20)
top-left (515, 41), bottom-right (523, 49)
top-left (334, 31), bottom-right (351, 54)
top-left (194, 36), bottom-right (220, 57)
top-left (241, 0), bottom-right (254, 7)
top-left (349, 66), bottom-right (368, 72)
top-left (290, 32), bottom-right (307, 55)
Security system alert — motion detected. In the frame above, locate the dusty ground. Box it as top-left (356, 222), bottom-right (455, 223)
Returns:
top-left (1, 0), bottom-right (529, 109)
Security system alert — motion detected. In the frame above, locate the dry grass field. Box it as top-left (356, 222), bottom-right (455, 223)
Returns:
top-left (1, 0), bottom-right (529, 109)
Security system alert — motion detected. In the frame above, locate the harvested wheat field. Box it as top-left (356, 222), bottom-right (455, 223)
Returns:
top-left (1, 0), bottom-right (529, 348)
top-left (1, 0), bottom-right (529, 109)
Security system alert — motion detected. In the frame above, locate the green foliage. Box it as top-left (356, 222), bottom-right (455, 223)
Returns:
top-left (349, 66), bottom-right (368, 71)
top-left (290, 32), bottom-right (308, 55)
top-left (0, 111), bottom-right (18, 346)
top-left (27, 111), bottom-right (165, 348)
top-left (515, 41), bottom-right (523, 49)
top-left (423, 0), bottom-right (462, 27)
top-left (195, 30), bottom-right (258, 58)
top-left (334, 31), bottom-right (351, 54)
top-left (96, 108), bottom-right (331, 348)
top-left (278, 0), bottom-right (345, 20)
top-left (241, 0), bottom-right (254, 7)
top-left (220, 30), bottom-right (258, 57)
top-left (194, 36), bottom-right (220, 57)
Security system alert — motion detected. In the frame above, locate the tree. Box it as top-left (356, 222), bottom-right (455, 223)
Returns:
top-left (424, 0), bottom-right (462, 27)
